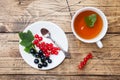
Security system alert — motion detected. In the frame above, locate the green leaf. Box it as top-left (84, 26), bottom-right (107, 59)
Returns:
top-left (85, 14), bottom-right (97, 28)
top-left (24, 43), bottom-right (33, 53)
top-left (19, 30), bottom-right (34, 42)
top-left (19, 30), bottom-right (34, 53)
top-left (20, 41), bottom-right (32, 47)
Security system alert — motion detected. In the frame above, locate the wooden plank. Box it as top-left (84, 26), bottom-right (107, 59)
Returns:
top-left (0, 1), bottom-right (120, 33)
top-left (0, 0), bottom-right (71, 32)
top-left (0, 33), bottom-right (120, 59)
top-left (0, 33), bottom-right (120, 75)
top-left (0, 58), bottom-right (120, 75)
top-left (67, 0), bottom-right (120, 7)
top-left (0, 75), bottom-right (120, 80)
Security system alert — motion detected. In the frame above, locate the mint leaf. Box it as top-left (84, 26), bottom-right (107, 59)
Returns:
top-left (85, 14), bottom-right (97, 27)
top-left (19, 30), bottom-right (34, 53)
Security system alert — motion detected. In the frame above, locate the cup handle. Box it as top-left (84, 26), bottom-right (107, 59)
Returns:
top-left (96, 41), bottom-right (103, 48)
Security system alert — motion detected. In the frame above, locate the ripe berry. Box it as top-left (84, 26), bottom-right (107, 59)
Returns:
top-left (49, 43), bottom-right (53, 47)
top-left (38, 64), bottom-right (42, 68)
top-left (88, 53), bottom-right (93, 59)
top-left (34, 53), bottom-right (40, 58)
top-left (84, 57), bottom-right (88, 62)
top-left (34, 59), bottom-right (39, 64)
top-left (54, 51), bottom-right (58, 55)
top-left (80, 61), bottom-right (84, 66)
top-left (40, 56), bottom-right (46, 63)
top-left (78, 64), bottom-right (83, 69)
top-left (83, 61), bottom-right (86, 65)
top-left (45, 53), bottom-right (50, 57)
top-left (38, 37), bottom-right (43, 41)
top-left (33, 39), bottom-right (39, 44)
top-left (34, 34), bottom-right (39, 38)
top-left (42, 62), bottom-right (48, 67)
top-left (48, 59), bottom-right (52, 63)
top-left (46, 57), bottom-right (50, 60)
top-left (40, 55), bottom-right (45, 58)
top-left (30, 48), bottom-right (36, 54)
top-left (39, 50), bottom-right (43, 54)
top-left (36, 43), bottom-right (40, 47)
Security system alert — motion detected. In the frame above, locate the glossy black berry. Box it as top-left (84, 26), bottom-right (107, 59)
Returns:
top-left (34, 59), bottom-right (39, 64)
top-left (34, 53), bottom-right (39, 58)
top-left (40, 54), bottom-right (45, 58)
top-left (46, 57), bottom-right (50, 60)
top-left (39, 50), bottom-right (43, 54)
top-left (30, 48), bottom-right (36, 54)
top-left (48, 59), bottom-right (52, 63)
top-left (41, 57), bottom-right (46, 63)
top-left (38, 51), bottom-right (43, 57)
top-left (42, 62), bottom-right (48, 67)
top-left (38, 64), bottom-right (42, 68)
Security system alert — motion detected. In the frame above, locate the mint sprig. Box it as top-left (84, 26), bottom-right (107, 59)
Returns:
top-left (85, 14), bottom-right (97, 28)
top-left (19, 30), bottom-right (34, 53)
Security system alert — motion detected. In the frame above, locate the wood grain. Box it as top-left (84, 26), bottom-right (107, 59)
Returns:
top-left (0, 0), bottom-right (120, 33)
top-left (0, 0), bottom-right (71, 32)
top-left (0, 75), bottom-right (120, 80)
top-left (0, 33), bottom-right (120, 75)
top-left (0, 0), bottom-right (120, 79)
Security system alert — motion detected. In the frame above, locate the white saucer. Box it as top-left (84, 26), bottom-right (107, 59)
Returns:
top-left (19, 21), bottom-right (68, 70)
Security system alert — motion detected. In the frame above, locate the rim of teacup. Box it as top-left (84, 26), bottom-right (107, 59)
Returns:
top-left (71, 7), bottom-right (108, 43)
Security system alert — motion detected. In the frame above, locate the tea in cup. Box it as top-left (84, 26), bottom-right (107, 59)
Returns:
top-left (71, 7), bottom-right (108, 48)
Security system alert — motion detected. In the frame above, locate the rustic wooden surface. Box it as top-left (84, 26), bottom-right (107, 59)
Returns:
top-left (0, 0), bottom-right (120, 79)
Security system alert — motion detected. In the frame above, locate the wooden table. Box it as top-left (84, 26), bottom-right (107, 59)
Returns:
top-left (0, 0), bottom-right (120, 79)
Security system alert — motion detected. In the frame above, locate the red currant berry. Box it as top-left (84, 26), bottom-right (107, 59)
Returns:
top-left (49, 43), bottom-right (53, 47)
top-left (44, 47), bottom-right (47, 51)
top-left (78, 64), bottom-right (83, 69)
top-left (54, 51), bottom-right (58, 55)
top-left (83, 61), bottom-right (86, 65)
top-left (46, 43), bottom-right (49, 46)
top-left (48, 47), bottom-right (52, 50)
top-left (39, 46), bottom-right (43, 50)
top-left (56, 47), bottom-right (60, 50)
top-left (36, 43), bottom-right (40, 47)
top-left (53, 47), bottom-right (58, 50)
top-left (84, 57), bottom-right (88, 62)
top-left (80, 61), bottom-right (84, 66)
top-left (33, 39), bottom-right (39, 44)
top-left (45, 53), bottom-right (50, 57)
top-left (87, 53), bottom-right (93, 59)
top-left (34, 34), bottom-right (39, 38)
top-left (38, 37), bottom-right (43, 41)
top-left (44, 51), bottom-right (47, 54)
top-left (41, 42), bottom-right (45, 45)
top-left (52, 48), bottom-right (56, 52)
top-left (42, 49), bottom-right (46, 53)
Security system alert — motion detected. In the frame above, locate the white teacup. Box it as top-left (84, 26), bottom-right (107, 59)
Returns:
top-left (71, 7), bottom-right (108, 48)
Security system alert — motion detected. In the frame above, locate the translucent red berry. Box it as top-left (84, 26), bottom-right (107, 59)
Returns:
top-left (45, 53), bottom-right (50, 57)
top-left (54, 51), bottom-right (58, 55)
top-left (88, 53), bottom-right (93, 59)
top-left (49, 43), bottom-right (53, 47)
top-left (34, 34), bottom-right (39, 38)
top-left (33, 39), bottom-right (39, 44)
top-left (38, 37), bottom-right (43, 41)
top-left (36, 43), bottom-right (40, 47)
top-left (84, 57), bottom-right (88, 62)
top-left (78, 64), bottom-right (83, 69)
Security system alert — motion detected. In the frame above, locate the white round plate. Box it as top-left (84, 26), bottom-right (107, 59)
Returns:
top-left (19, 21), bottom-right (68, 70)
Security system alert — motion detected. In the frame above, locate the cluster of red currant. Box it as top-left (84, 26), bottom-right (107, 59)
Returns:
top-left (78, 53), bottom-right (93, 69)
top-left (33, 34), bottom-right (60, 57)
